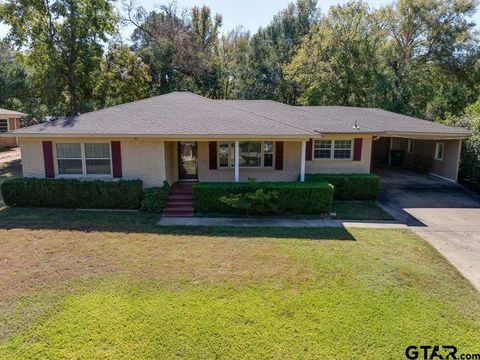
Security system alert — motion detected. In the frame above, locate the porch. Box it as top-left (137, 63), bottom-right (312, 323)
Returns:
top-left (164, 140), bottom-right (308, 184)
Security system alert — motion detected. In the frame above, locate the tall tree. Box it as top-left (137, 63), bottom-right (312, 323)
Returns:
top-left (218, 26), bottom-right (250, 99)
top-left (238, 0), bottom-right (319, 104)
top-left (125, 1), bottom-right (223, 96)
top-left (285, 1), bottom-right (388, 107)
top-left (0, 42), bottom-right (29, 110)
top-left (378, 0), bottom-right (478, 117)
top-left (95, 42), bottom-right (152, 108)
top-left (0, 0), bottom-right (118, 116)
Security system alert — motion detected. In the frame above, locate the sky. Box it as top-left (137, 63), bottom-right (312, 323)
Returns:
top-left (1, 0), bottom-right (479, 40)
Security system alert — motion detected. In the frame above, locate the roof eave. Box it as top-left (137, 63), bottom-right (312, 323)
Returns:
top-left (385, 131), bottom-right (470, 139)
top-left (5, 132), bottom-right (319, 140)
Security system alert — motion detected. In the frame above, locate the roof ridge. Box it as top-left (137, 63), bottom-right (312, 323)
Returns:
top-left (216, 100), bottom-right (317, 135)
top-left (297, 105), bottom-right (378, 132)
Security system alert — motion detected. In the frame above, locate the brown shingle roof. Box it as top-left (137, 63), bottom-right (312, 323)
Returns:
top-left (12, 92), bottom-right (469, 138)
top-left (13, 92), bottom-right (314, 137)
top-left (298, 106), bottom-right (469, 136)
top-left (0, 108), bottom-right (27, 117)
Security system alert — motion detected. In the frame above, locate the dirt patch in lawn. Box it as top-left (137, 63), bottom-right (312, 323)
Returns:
top-left (0, 229), bottom-right (312, 304)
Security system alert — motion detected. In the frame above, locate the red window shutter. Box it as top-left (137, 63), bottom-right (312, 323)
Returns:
top-left (111, 141), bottom-right (123, 178)
top-left (42, 141), bottom-right (55, 178)
top-left (275, 141), bottom-right (284, 170)
top-left (209, 142), bottom-right (217, 170)
top-left (305, 139), bottom-right (313, 161)
top-left (353, 138), bottom-right (363, 161)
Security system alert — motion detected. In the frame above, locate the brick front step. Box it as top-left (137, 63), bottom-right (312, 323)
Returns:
top-left (163, 205), bottom-right (193, 211)
top-left (162, 209), bottom-right (194, 217)
top-left (170, 185), bottom-right (193, 193)
top-left (166, 201), bottom-right (194, 208)
top-left (168, 194), bottom-right (194, 201)
top-left (170, 190), bottom-right (193, 195)
top-left (162, 183), bottom-right (195, 218)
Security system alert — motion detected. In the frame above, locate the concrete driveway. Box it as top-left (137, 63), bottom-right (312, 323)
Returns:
top-left (0, 147), bottom-right (21, 164)
top-left (376, 167), bottom-right (480, 291)
top-left (0, 147), bottom-right (22, 208)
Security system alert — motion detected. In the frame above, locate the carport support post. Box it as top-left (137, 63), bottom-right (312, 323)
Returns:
top-left (234, 140), bottom-right (240, 182)
top-left (300, 140), bottom-right (306, 182)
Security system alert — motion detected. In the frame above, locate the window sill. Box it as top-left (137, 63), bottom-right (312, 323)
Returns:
top-left (216, 168), bottom-right (276, 171)
top-left (56, 174), bottom-right (113, 179)
top-left (310, 158), bottom-right (354, 162)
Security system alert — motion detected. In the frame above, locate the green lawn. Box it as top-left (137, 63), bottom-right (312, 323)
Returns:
top-left (196, 201), bottom-right (394, 221)
top-left (332, 200), bottom-right (394, 220)
top-left (0, 208), bottom-right (479, 359)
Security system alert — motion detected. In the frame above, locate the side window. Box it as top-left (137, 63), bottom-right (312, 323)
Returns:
top-left (407, 139), bottom-right (414, 153)
top-left (435, 143), bottom-right (444, 161)
top-left (0, 119), bottom-right (8, 133)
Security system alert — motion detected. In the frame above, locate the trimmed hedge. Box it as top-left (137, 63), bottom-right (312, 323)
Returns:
top-left (305, 174), bottom-right (379, 200)
top-left (1, 178), bottom-right (143, 209)
top-left (141, 183), bottom-right (171, 213)
top-left (193, 182), bottom-right (333, 214)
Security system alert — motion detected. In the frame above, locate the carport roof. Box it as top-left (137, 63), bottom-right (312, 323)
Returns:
top-left (10, 92), bottom-right (469, 138)
top-left (0, 108), bottom-right (27, 117)
top-left (298, 106), bottom-right (470, 138)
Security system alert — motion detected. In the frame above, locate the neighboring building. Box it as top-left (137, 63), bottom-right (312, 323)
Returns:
top-left (6, 92), bottom-right (469, 187)
top-left (0, 108), bottom-right (26, 149)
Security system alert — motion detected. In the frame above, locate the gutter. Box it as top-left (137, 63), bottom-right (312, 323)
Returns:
top-left (4, 130), bottom-right (470, 140)
top-left (384, 131), bottom-right (470, 140)
top-left (2, 132), bottom-right (321, 141)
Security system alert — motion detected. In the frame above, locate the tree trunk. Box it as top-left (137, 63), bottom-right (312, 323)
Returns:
top-left (65, 71), bottom-right (79, 116)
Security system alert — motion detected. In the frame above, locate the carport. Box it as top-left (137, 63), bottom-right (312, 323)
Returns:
top-left (371, 135), bottom-right (463, 182)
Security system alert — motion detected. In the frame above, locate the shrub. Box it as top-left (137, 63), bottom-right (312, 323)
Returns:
top-left (193, 181), bottom-right (333, 215)
top-left (221, 188), bottom-right (280, 215)
top-left (1, 178), bottom-right (143, 209)
top-left (141, 183), bottom-right (170, 213)
top-left (305, 174), bottom-right (380, 200)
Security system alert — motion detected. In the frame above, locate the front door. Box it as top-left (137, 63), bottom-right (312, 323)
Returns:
top-left (178, 142), bottom-right (198, 180)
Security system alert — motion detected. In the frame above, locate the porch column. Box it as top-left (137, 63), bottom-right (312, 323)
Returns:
top-left (234, 140), bottom-right (240, 182)
top-left (300, 140), bottom-right (306, 182)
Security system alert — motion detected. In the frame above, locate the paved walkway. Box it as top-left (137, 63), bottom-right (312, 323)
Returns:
top-left (158, 217), bottom-right (406, 228)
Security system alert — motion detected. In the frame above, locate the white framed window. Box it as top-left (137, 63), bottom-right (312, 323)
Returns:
top-left (263, 142), bottom-right (274, 167)
top-left (313, 140), bottom-right (352, 160)
top-left (314, 140), bottom-right (332, 159)
top-left (85, 143), bottom-right (111, 174)
top-left (218, 142), bottom-right (235, 168)
top-left (407, 139), bottom-right (414, 153)
top-left (56, 143), bottom-right (112, 176)
top-left (56, 143), bottom-right (83, 174)
top-left (0, 119), bottom-right (8, 133)
top-left (217, 141), bottom-right (274, 168)
top-left (435, 142), bottom-right (444, 161)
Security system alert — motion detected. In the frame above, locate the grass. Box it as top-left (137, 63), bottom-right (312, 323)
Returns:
top-left (332, 200), bottom-right (394, 220)
top-left (196, 201), bottom-right (394, 221)
top-left (0, 208), bottom-right (478, 359)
